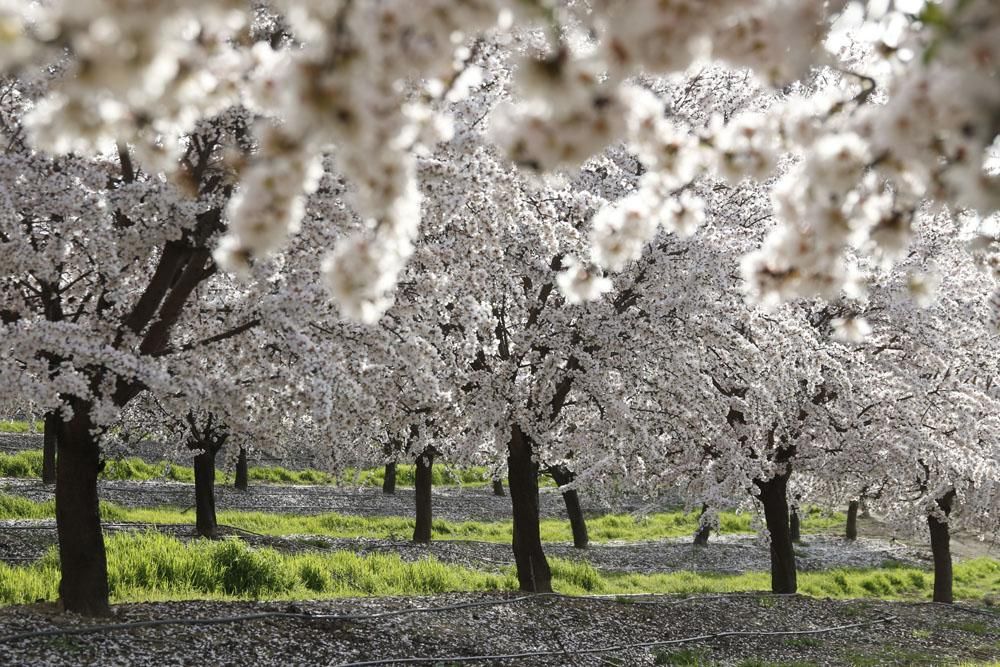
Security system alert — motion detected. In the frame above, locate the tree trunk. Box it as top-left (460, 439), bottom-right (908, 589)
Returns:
top-left (42, 411), bottom-right (58, 485)
top-left (693, 504), bottom-right (711, 546)
top-left (549, 465), bottom-right (588, 549)
top-left (846, 500), bottom-right (860, 541)
top-left (507, 425), bottom-right (552, 593)
top-left (928, 489), bottom-right (956, 604)
top-left (412, 450), bottom-right (434, 543)
top-left (492, 478), bottom-right (505, 497)
top-left (234, 446), bottom-right (248, 491)
top-left (383, 462), bottom-right (397, 495)
top-left (194, 450), bottom-right (218, 539)
top-left (789, 509), bottom-right (801, 543)
top-left (756, 472), bottom-right (797, 594)
top-left (55, 415), bottom-right (111, 616)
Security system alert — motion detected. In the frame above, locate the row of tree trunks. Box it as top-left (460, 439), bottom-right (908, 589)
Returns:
top-left (383, 462), bottom-right (397, 495)
top-left (928, 489), bottom-right (956, 604)
top-left (789, 509), bottom-right (801, 544)
top-left (846, 499), bottom-right (860, 541)
top-left (507, 425), bottom-right (552, 593)
top-left (55, 412), bottom-right (111, 616)
top-left (548, 465), bottom-right (589, 549)
top-left (412, 449), bottom-right (435, 543)
top-left (42, 411), bottom-right (58, 485)
top-left (235, 446), bottom-right (249, 491)
top-left (194, 451), bottom-right (219, 538)
top-left (693, 504), bottom-right (711, 546)
top-left (384, 463), bottom-right (505, 498)
top-left (755, 471), bottom-right (797, 595)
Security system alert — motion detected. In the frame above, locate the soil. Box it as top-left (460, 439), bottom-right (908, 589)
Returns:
top-left (2, 459), bottom-right (998, 665)
top-left (0, 592), bottom-right (997, 666)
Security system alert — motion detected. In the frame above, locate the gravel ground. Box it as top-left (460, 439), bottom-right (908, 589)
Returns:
top-left (0, 477), bottom-right (670, 520)
top-left (0, 593), bottom-right (997, 666)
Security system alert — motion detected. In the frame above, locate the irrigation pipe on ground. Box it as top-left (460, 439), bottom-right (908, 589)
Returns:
top-left (0, 592), bottom-right (770, 644)
top-left (331, 615), bottom-right (900, 666)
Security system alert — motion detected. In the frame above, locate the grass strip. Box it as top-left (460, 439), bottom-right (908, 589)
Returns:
top-left (0, 494), bottom-right (846, 543)
top-left (0, 532), bottom-right (997, 605)
top-left (0, 449), bottom-right (504, 488)
top-left (0, 421), bottom-right (44, 434)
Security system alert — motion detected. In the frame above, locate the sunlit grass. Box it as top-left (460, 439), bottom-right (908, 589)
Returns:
top-left (0, 420), bottom-right (43, 434)
top-left (0, 449), bottom-right (507, 488)
top-left (0, 532), bottom-right (996, 606)
top-left (0, 493), bottom-right (845, 543)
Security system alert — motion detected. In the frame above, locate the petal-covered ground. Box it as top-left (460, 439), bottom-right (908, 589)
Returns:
top-left (0, 592), bottom-right (998, 666)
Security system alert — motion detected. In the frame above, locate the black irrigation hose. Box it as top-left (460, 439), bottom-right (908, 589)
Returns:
top-left (0, 594), bottom-right (548, 644)
top-left (0, 592), bottom-right (743, 645)
top-left (332, 615), bottom-right (901, 667)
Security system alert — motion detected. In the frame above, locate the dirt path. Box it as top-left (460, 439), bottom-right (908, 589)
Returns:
top-left (0, 593), bottom-right (997, 666)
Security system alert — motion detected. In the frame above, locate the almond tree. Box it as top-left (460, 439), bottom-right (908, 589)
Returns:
top-left (7, 1), bottom-right (995, 322)
top-left (0, 71), bottom-right (256, 613)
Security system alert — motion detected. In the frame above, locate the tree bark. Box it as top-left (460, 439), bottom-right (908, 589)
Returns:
top-left (383, 462), bottom-right (397, 495)
top-left (234, 446), bottom-right (248, 491)
top-left (548, 465), bottom-right (588, 549)
top-left (693, 504), bottom-right (711, 546)
top-left (55, 414), bottom-right (111, 616)
top-left (756, 472), bottom-right (797, 594)
top-left (789, 509), bottom-right (801, 543)
top-left (42, 411), bottom-right (58, 485)
top-left (846, 500), bottom-right (860, 541)
top-left (194, 451), bottom-right (218, 538)
top-left (507, 425), bottom-right (552, 593)
top-left (412, 450), bottom-right (434, 543)
top-left (928, 489), bottom-right (956, 604)
top-left (492, 478), bottom-right (505, 497)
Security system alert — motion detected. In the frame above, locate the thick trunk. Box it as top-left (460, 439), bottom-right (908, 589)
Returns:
top-left (42, 411), bottom-right (58, 485)
top-left (507, 425), bottom-right (552, 593)
top-left (412, 450), bottom-right (434, 543)
top-left (693, 504), bottom-right (711, 546)
top-left (846, 500), bottom-right (860, 541)
top-left (789, 509), bottom-right (801, 543)
top-left (492, 478), bottom-right (505, 497)
top-left (928, 490), bottom-right (956, 604)
top-left (234, 446), bottom-right (248, 491)
top-left (55, 415), bottom-right (111, 616)
top-left (549, 465), bottom-right (588, 549)
top-left (382, 462), bottom-right (397, 495)
top-left (194, 451), bottom-right (218, 538)
top-left (756, 473), bottom-right (797, 594)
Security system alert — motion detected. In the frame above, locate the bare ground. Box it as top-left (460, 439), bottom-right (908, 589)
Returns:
top-left (0, 592), bottom-right (998, 666)
top-left (2, 476), bottom-right (998, 665)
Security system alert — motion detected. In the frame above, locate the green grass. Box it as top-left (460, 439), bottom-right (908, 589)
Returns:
top-left (654, 647), bottom-right (712, 665)
top-left (0, 532), bottom-right (519, 604)
top-left (0, 493), bottom-right (844, 543)
top-left (0, 449), bottom-right (505, 488)
top-left (0, 420), bottom-right (43, 433)
top-left (0, 529), bottom-right (998, 606)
